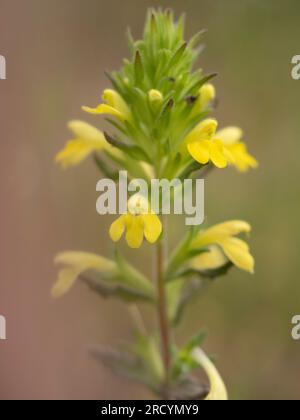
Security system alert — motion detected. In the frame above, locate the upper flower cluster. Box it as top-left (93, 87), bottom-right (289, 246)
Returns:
top-left (56, 9), bottom-right (257, 176)
top-left (55, 10), bottom-right (257, 252)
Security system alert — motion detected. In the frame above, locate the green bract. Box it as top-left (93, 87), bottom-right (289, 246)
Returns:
top-left (106, 9), bottom-right (215, 179)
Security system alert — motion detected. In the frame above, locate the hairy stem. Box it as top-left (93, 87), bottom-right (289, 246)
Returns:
top-left (156, 229), bottom-right (171, 396)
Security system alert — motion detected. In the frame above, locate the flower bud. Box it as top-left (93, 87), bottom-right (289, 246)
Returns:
top-left (148, 89), bottom-right (164, 112)
top-left (102, 89), bottom-right (132, 121)
top-left (199, 83), bottom-right (216, 108)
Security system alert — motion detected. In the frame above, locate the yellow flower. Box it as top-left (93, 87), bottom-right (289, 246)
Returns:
top-left (191, 220), bottom-right (254, 273)
top-left (217, 127), bottom-right (258, 172)
top-left (184, 119), bottom-right (231, 169)
top-left (55, 120), bottom-right (116, 169)
top-left (192, 348), bottom-right (228, 401)
top-left (109, 194), bottom-right (162, 249)
top-left (82, 89), bottom-right (132, 122)
top-left (52, 252), bottom-right (116, 298)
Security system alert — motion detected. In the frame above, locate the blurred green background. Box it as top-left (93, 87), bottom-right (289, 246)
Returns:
top-left (0, 0), bottom-right (300, 400)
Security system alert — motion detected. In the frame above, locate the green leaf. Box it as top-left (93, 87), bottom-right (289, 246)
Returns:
top-left (130, 334), bottom-right (164, 386)
top-left (191, 262), bottom-right (233, 280)
top-left (81, 273), bottom-right (153, 303)
top-left (90, 346), bottom-right (159, 393)
top-left (178, 161), bottom-right (204, 181)
top-left (168, 376), bottom-right (209, 400)
top-left (165, 227), bottom-right (200, 281)
top-left (185, 331), bottom-right (207, 352)
top-left (134, 50), bottom-right (144, 85)
top-left (93, 154), bottom-right (120, 181)
top-left (170, 278), bottom-right (204, 326)
top-left (104, 132), bottom-right (151, 163)
top-left (186, 248), bottom-right (209, 259)
top-left (167, 42), bottom-right (187, 71)
top-left (180, 72), bottom-right (217, 100)
top-left (188, 29), bottom-right (207, 49)
top-left (126, 28), bottom-right (135, 53)
top-left (115, 251), bottom-right (155, 299)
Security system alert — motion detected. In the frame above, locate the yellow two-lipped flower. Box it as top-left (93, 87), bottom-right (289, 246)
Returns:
top-left (109, 194), bottom-right (162, 249)
top-left (52, 251), bottom-right (117, 298)
top-left (183, 116), bottom-right (258, 172)
top-left (82, 89), bottom-right (132, 123)
top-left (216, 127), bottom-right (258, 172)
top-left (55, 120), bottom-right (119, 169)
top-left (191, 220), bottom-right (254, 273)
top-left (184, 119), bottom-right (230, 169)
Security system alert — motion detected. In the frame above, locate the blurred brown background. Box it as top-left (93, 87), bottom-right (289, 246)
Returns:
top-left (0, 0), bottom-right (300, 400)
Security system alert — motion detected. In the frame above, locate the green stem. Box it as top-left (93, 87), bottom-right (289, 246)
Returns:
top-left (156, 230), bottom-right (171, 397)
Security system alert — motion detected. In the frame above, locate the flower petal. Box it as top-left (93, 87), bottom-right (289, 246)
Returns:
top-left (51, 267), bottom-right (82, 298)
top-left (52, 252), bottom-right (116, 298)
top-left (220, 237), bottom-right (254, 273)
top-left (82, 104), bottom-right (124, 121)
top-left (191, 245), bottom-right (228, 271)
top-left (125, 216), bottom-right (144, 248)
top-left (229, 143), bottom-right (258, 172)
top-left (209, 140), bottom-right (228, 168)
top-left (102, 89), bottom-right (132, 121)
top-left (143, 213), bottom-right (162, 243)
top-left (68, 120), bottom-right (106, 145)
top-left (185, 119), bottom-right (218, 144)
top-left (192, 348), bottom-right (228, 401)
top-left (187, 140), bottom-right (210, 164)
top-left (216, 126), bottom-right (243, 145)
top-left (55, 251), bottom-right (116, 272)
top-left (109, 215), bottom-right (127, 242)
top-left (55, 139), bottom-right (96, 168)
top-left (192, 220), bottom-right (252, 250)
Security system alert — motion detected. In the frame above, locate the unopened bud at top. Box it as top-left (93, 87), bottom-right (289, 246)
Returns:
top-left (199, 83), bottom-right (216, 108)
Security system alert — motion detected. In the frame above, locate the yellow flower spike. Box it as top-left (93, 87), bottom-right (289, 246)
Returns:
top-left (109, 194), bottom-right (162, 249)
top-left (55, 120), bottom-right (112, 169)
top-left (82, 89), bottom-right (132, 123)
top-left (199, 83), bottom-right (216, 108)
top-left (191, 220), bottom-right (254, 273)
top-left (52, 252), bottom-right (117, 298)
top-left (184, 119), bottom-right (229, 168)
top-left (217, 126), bottom-right (258, 172)
top-left (192, 348), bottom-right (228, 401)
